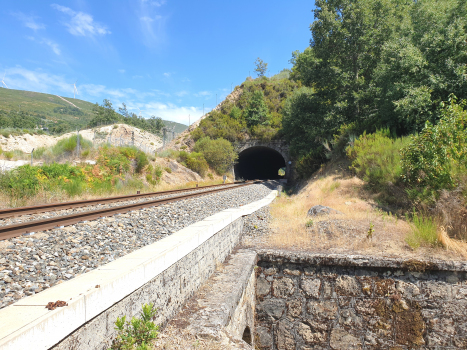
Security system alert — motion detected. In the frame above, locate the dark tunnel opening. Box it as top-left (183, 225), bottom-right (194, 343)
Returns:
top-left (235, 146), bottom-right (286, 180)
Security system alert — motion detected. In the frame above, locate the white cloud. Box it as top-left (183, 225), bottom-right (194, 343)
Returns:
top-left (175, 90), bottom-right (188, 97)
top-left (27, 37), bottom-right (61, 55)
top-left (2, 66), bottom-right (71, 94)
top-left (163, 72), bottom-right (171, 77)
top-left (13, 12), bottom-right (45, 31)
top-left (118, 69), bottom-right (126, 73)
top-left (194, 91), bottom-right (211, 98)
top-left (136, 1), bottom-right (168, 47)
top-left (43, 39), bottom-right (61, 55)
top-left (129, 101), bottom-right (200, 124)
top-left (141, 0), bottom-right (166, 7)
top-left (51, 4), bottom-right (110, 37)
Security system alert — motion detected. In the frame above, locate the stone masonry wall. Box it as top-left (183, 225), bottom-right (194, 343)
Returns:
top-left (255, 251), bottom-right (467, 349)
top-left (52, 218), bottom-right (244, 350)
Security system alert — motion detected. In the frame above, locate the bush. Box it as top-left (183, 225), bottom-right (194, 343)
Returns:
top-left (3, 151), bottom-right (14, 160)
top-left (164, 167), bottom-right (172, 173)
top-left (207, 173), bottom-right (214, 180)
top-left (405, 212), bottom-right (439, 249)
top-left (185, 152), bottom-right (208, 177)
top-left (347, 129), bottom-right (410, 190)
top-left (194, 137), bottom-right (237, 174)
top-left (146, 164), bottom-right (163, 186)
top-left (110, 303), bottom-right (159, 350)
top-left (135, 152), bottom-right (149, 173)
top-left (52, 135), bottom-right (92, 158)
top-left (401, 97), bottom-right (467, 202)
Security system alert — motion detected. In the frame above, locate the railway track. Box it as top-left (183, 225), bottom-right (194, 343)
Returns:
top-left (0, 181), bottom-right (246, 220)
top-left (0, 180), bottom-right (262, 241)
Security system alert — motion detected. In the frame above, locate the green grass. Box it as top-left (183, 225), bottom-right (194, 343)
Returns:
top-left (405, 212), bottom-right (439, 249)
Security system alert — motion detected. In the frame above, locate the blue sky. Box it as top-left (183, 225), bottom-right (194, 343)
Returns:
top-left (0, 1), bottom-right (315, 125)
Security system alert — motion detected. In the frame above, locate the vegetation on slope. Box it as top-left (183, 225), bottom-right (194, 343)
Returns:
top-left (192, 73), bottom-right (299, 143)
top-left (0, 88), bottom-right (187, 136)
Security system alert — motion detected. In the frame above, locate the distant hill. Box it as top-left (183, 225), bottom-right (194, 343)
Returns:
top-left (0, 88), bottom-right (188, 134)
top-left (162, 120), bottom-right (189, 134)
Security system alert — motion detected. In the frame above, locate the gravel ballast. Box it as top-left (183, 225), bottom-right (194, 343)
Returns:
top-left (0, 184), bottom-right (241, 227)
top-left (0, 182), bottom-right (277, 309)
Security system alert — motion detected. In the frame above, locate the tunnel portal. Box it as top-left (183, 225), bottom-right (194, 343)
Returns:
top-left (235, 146), bottom-right (286, 180)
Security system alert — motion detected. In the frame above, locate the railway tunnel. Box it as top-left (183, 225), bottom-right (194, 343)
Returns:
top-left (234, 146), bottom-right (286, 180)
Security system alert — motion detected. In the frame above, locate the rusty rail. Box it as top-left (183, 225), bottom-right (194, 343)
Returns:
top-left (0, 181), bottom-right (263, 241)
top-left (0, 181), bottom-right (246, 219)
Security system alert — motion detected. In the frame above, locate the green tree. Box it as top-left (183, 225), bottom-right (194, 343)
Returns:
top-left (244, 90), bottom-right (270, 128)
top-left (194, 137), bottom-right (238, 174)
top-left (254, 58), bottom-right (268, 77)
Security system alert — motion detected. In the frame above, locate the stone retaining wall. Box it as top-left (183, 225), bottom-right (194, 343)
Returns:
top-left (255, 251), bottom-right (467, 349)
top-left (52, 219), bottom-right (244, 350)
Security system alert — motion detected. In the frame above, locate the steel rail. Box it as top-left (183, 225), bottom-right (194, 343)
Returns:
top-left (0, 181), bottom-right (264, 241)
top-left (0, 181), bottom-right (246, 219)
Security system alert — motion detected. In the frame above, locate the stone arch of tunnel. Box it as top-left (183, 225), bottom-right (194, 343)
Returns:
top-left (234, 146), bottom-right (286, 180)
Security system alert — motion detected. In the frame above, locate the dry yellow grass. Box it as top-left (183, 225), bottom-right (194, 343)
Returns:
top-left (250, 169), bottom-right (467, 261)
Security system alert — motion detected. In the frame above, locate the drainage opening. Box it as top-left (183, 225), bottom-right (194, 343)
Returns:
top-left (242, 326), bottom-right (252, 345)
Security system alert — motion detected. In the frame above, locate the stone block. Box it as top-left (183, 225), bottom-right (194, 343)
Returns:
top-left (329, 327), bottom-right (362, 350)
top-left (301, 277), bottom-right (321, 299)
top-left (286, 299), bottom-right (302, 317)
top-left (335, 275), bottom-right (361, 296)
top-left (256, 277), bottom-right (270, 297)
top-left (257, 298), bottom-right (286, 319)
top-left (306, 300), bottom-right (338, 320)
top-left (272, 277), bottom-right (295, 298)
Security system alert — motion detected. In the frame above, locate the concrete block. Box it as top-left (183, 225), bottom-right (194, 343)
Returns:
top-left (0, 295), bottom-right (85, 350)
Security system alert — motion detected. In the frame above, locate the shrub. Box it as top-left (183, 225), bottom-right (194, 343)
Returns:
top-left (146, 164), bottom-right (163, 186)
top-left (194, 137), bottom-right (237, 174)
top-left (207, 173), bottom-right (214, 180)
top-left (110, 303), bottom-right (159, 350)
top-left (0, 165), bottom-right (40, 199)
top-left (33, 147), bottom-right (47, 159)
top-left (135, 152), bottom-right (149, 173)
top-left (347, 129), bottom-right (410, 190)
top-left (405, 212), bottom-right (439, 249)
top-left (185, 152), bottom-right (208, 177)
top-left (164, 167), bottom-right (172, 173)
top-left (3, 151), bottom-right (14, 160)
top-left (53, 135), bottom-right (92, 158)
top-left (401, 97), bottom-right (467, 202)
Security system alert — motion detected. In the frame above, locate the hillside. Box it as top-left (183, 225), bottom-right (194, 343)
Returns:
top-left (0, 88), bottom-right (188, 135)
top-left (169, 72), bottom-right (299, 151)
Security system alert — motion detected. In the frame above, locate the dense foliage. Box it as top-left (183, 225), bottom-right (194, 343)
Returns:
top-left (194, 137), bottom-right (238, 174)
top-left (401, 97), bottom-right (467, 202)
top-left (286, 0), bottom-right (467, 173)
top-left (192, 77), bottom-right (300, 143)
top-left (0, 109), bottom-right (45, 129)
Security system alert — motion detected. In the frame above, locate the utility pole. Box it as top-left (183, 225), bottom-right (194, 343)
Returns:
top-left (131, 131), bottom-right (135, 146)
top-left (31, 148), bottom-right (34, 166)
